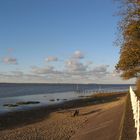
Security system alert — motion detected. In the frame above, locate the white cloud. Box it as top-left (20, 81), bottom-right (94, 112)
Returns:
top-left (92, 65), bottom-right (109, 73)
top-left (11, 71), bottom-right (24, 77)
top-left (0, 50), bottom-right (135, 84)
top-left (0, 66), bottom-right (135, 84)
top-left (31, 66), bottom-right (62, 75)
top-left (89, 65), bottom-right (110, 78)
top-left (31, 66), bottom-right (54, 74)
top-left (65, 59), bottom-right (87, 73)
top-left (72, 50), bottom-right (84, 59)
top-left (0, 72), bottom-right (48, 83)
top-left (2, 57), bottom-right (18, 64)
top-left (31, 60), bottom-right (110, 83)
top-left (45, 56), bottom-right (58, 62)
top-left (85, 61), bottom-right (93, 66)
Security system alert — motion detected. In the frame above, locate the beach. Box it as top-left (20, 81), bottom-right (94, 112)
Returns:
top-left (0, 92), bottom-right (127, 140)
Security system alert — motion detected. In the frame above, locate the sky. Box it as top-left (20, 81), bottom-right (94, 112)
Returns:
top-left (0, 0), bottom-right (136, 84)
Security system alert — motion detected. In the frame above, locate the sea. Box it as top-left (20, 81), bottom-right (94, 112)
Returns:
top-left (0, 83), bottom-right (133, 114)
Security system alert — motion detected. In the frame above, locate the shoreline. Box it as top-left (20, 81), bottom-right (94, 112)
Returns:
top-left (0, 92), bottom-right (127, 140)
top-left (0, 92), bottom-right (127, 131)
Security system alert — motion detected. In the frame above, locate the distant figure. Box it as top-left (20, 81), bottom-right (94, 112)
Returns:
top-left (73, 110), bottom-right (79, 117)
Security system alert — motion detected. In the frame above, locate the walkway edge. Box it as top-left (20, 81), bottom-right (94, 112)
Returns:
top-left (119, 95), bottom-right (128, 140)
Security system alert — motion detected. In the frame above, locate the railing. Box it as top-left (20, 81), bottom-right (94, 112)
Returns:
top-left (130, 86), bottom-right (140, 140)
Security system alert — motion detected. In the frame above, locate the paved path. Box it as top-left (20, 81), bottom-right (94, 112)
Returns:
top-left (70, 96), bottom-right (126, 140)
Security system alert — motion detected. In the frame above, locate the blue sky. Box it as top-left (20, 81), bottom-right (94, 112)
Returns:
top-left (0, 0), bottom-right (135, 83)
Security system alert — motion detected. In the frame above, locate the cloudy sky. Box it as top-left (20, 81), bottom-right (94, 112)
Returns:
top-left (0, 0), bottom-right (135, 84)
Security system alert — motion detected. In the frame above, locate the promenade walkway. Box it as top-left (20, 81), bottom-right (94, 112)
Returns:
top-left (71, 96), bottom-right (127, 140)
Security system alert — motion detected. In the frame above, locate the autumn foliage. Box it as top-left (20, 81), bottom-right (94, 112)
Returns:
top-left (116, 0), bottom-right (140, 92)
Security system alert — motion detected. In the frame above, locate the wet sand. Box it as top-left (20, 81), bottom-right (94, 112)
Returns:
top-left (0, 92), bottom-right (127, 140)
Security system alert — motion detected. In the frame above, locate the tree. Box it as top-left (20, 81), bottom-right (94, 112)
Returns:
top-left (116, 0), bottom-right (140, 91)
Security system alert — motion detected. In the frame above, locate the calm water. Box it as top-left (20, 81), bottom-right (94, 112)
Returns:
top-left (0, 83), bottom-right (131, 114)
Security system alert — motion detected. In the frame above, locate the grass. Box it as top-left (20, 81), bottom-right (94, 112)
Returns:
top-left (121, 94), bottom-right (136, 140)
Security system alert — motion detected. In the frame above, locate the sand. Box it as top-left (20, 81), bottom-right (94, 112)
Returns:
top-left (71, 96), bottom-right (126, 140)
top-left (0, 92), bottom-right (127, 140)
